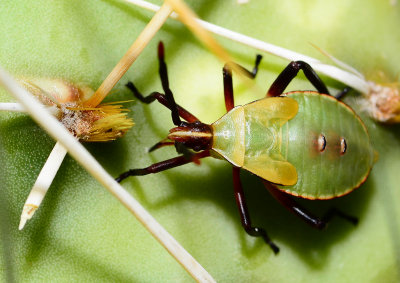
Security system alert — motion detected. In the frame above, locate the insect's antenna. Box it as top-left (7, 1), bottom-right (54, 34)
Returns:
top-left (158, 42), bottom-right (182, 126)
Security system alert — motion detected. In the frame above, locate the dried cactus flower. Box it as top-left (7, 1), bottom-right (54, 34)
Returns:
top-left (20, 78), bottom-right (134, 141)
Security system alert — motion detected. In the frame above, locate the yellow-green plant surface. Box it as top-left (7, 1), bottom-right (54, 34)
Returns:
top-left (0, 1), bottom-right (399, 282)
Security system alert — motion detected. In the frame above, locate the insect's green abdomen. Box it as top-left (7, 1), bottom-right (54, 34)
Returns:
top-left (279, 91), bottom-right (374, 199)
top-left (212, 91), bottom-right (373, 199)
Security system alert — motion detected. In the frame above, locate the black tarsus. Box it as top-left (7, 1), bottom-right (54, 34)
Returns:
top-left (322, 207), bottom-right (358, 225)
top-left (335, 87), bottom-right (351, 100)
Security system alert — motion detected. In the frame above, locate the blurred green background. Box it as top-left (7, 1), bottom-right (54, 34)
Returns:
top-left (0, 0), bottom-right (399, 282)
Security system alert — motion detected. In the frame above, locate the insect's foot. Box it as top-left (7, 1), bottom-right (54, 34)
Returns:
top-left (315, 220), bottom-right (327, 230)
top-left (126, 81), bottom-right (137, 91)
top-left (126, 81), bottom-right (140, 97)
top-left (331, 208), bottom-right (359, 225)
top-left (115, 176), bottom-right (123, 183)
top-left (255, 54), bottom-right (263, 66)
top-left (348, 216), bottom-right (358, 226)
top-left (322, 208), bottom-right (359, 226)
top-left (245, 226), bottom-right (279, 253)
top-left (258, 229), bottom-right (280, 254)
top-left (148, 145), bottom-right (157, 153)
top-left (336, 87), bottom-right (352, 100)
top-left (268, 240), bottom-right (280, 254)
top-left (115, 170), bottom-right (133, 183)
top-left (339, 213), bottom-right (359, 226)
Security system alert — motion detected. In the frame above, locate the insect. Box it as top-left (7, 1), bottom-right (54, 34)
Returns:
top-left (117, 42), bottom-right (375, 253)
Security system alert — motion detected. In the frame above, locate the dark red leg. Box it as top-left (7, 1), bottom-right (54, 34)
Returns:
top-left (223, 66), bottom-right (234, 111)
top-left (126, 84), bottom-right (198, 157)
top-left (233, 167), bottom-right (280, 253)
top-left (263, 182), bottom-right (358, 228)
top-left (126, 82), bottom-right (199, 123)
top-left (223, 55), bottom-right (262, 112)
top-left (127, 42), bottom-right (199, 124)
top-left (157, 42), bottom-right (183, 126)
top-left (224, 57), bottom-right (276, 250)
top-left (116, 150), bottom-right (210, 183)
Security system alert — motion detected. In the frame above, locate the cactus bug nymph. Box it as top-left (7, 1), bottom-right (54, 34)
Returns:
top-left (117, 42), bottom-right (374, 254)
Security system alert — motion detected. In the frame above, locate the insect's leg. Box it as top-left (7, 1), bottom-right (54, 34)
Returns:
top-left (335, 87), bottom-right (351, 100)
top-left (233, 167), bottom-right (280, 254)
top-left (231, 54), bottom-right (263, 79)
top-left (263, 181), bottom-right (325, 228)
top-left (223, 66), bottom-right (234, 111)
top-left (157, 42), bottom-right (182, 126)
top-left (321, 207), bottom-right (358, 225)
top-left (116, 150), bottom-right (210, 183)
top-left (223, 55), bottom-right (262, 111)
top-left (126, 82), bottom-right (199, 123)
top-left (264, 182), bottom-right (358, 228)
top-left (267, 61), bottom-right (330, 97)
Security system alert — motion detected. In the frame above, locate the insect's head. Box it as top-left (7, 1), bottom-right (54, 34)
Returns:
top-left (168, 121), bottom-right (213, 152)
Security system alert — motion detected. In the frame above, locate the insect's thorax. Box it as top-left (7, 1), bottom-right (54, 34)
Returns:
top-left (211, 97), bottom-right (299, 185)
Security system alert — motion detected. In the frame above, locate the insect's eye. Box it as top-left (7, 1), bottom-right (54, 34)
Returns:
top-left (318, 134), bottom-right (326, 152)
top-left (340, 137), bottom-right (347, 155)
